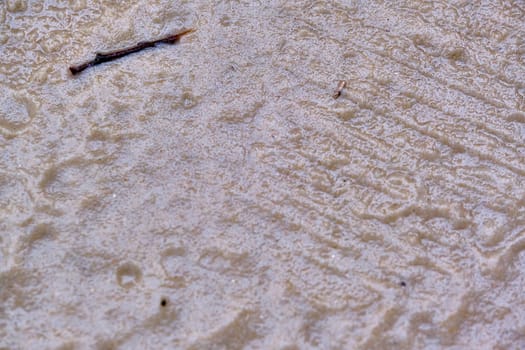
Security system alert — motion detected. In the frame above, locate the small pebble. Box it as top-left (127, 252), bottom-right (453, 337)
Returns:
top-left (333, 80), bottom-right (346, 99)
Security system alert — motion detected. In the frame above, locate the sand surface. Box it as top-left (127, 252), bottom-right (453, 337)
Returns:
top-left (1, 1), bottom-right (525, 349)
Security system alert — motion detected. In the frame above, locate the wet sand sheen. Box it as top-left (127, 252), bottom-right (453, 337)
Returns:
top-left (1, 1), bottom-right (525, 349)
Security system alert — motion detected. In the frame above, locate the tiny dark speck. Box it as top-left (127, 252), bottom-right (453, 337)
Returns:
top-left (160, 298), bottom-right (168, 307)
top-left (400, 281), bottom-right (406, 287)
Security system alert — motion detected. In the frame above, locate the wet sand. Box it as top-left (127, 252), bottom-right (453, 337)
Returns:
top-left (1, 1), bottom-right (525, 349)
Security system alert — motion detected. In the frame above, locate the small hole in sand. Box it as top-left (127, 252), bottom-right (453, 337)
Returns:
top-left (160, 297), bottom-right (168, 307)
top-left (116, 262), bottom-right (142, 289)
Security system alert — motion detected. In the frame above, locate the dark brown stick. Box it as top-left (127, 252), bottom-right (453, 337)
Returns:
top-left (69, 28), bottom-right (195, 75)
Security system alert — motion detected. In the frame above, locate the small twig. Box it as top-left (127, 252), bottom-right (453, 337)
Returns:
top-left (69, 28), bottom-right (195, 75)
top-left (333, 80), bottom-right (346, 99)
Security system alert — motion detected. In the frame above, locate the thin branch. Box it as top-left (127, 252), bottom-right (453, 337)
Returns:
top-left (69, 28), bottom-right (195, 75)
